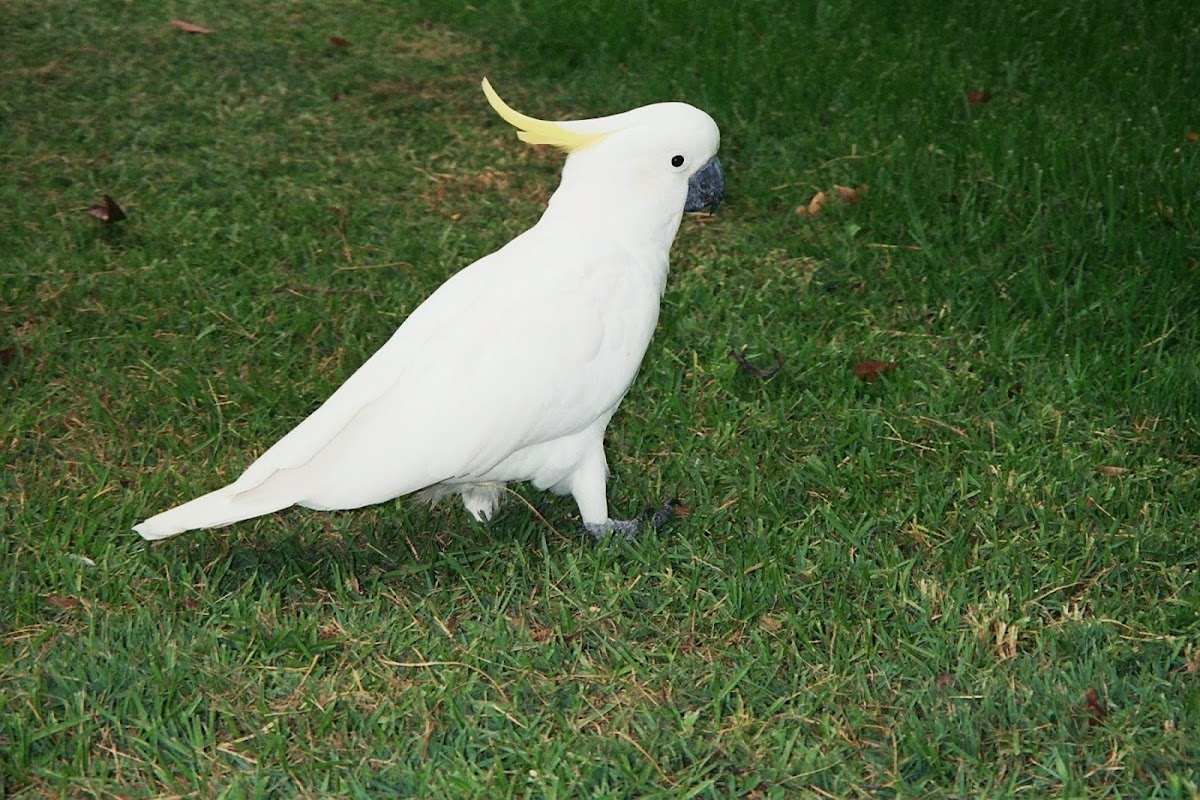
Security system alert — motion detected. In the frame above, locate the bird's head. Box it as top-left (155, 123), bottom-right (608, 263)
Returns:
top-left (482, 79), bottom-right (724, 234)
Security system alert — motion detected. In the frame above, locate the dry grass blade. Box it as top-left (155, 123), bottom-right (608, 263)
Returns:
top-left (171, 19), bottom-right (214, 34)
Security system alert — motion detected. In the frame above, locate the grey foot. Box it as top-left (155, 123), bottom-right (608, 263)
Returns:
top-left (584, 499), bottom-right (681, 543)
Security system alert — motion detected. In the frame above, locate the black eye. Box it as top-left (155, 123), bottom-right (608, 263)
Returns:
top-left (671, 154), bottom-right (685, 168)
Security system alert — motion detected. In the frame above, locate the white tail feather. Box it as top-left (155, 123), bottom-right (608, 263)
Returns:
top-left (133, 483), bottom-right (295, 541)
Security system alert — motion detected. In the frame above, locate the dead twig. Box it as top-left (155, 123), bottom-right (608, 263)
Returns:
top-left (731, 346), bottom-right (785, 380)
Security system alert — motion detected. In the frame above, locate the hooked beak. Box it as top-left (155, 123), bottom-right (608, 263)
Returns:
top-left (684, 155), bottom-right (725, 213)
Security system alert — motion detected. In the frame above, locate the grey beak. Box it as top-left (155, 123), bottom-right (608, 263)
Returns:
top-left (684, 155), bottom-right (725, 213)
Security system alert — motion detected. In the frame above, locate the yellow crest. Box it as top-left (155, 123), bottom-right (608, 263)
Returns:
top-left (482, 78), bottom-right (610, 152)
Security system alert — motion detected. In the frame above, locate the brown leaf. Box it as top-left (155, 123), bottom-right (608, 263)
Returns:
top-left (936, 672), bottom-right (956, 690)
top-left (1186, 131), bottom-right (1199, 143)
top-left (967, 90), bottom-right (992, 106)
top-left (44, 594), bottom-right (79, 609)
top-left (171, 19), bottom-right (214, 34)
top-left (1085, 687), bottom-right (1108, 727)
top-left (731, 346), bottom-right (785, 380)
top-left (796, 190), bottom-right (829, 218)
top-left (329, 36), bottom-right (352, 48)
top-left (853, 359), bottom-right (897, 383)
top-left (0, 343), bottom-right (31, 367)
top-left (797, 185), bottom-right (868, 217)
top-left (834, 183), bottom-right (868, 204)
top-left (532, 626), bottom-right (554, 642)
top-left (87, 194), bottom-right (126, 224)
top-left (1097, 465), bottom-right (1129, 477)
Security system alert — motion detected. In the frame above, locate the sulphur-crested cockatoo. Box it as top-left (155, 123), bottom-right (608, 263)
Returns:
top-left (134, 78), bottom-right (723, 542)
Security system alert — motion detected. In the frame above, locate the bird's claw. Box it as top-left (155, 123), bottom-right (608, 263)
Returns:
top-left (584, 498), bottom-right (681, 543)
top-left (647, 498), bottom-right (681, 530)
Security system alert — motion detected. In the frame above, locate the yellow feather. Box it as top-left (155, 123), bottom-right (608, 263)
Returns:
top-left (481, 78), bottom-right (610, 152)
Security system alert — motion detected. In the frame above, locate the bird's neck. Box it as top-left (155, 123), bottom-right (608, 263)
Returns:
top-left (539, 164), bottom-right (686, 258)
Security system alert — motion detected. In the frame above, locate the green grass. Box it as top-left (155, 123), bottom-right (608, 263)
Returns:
top-left (3, 0), bottom-right (1198, 796)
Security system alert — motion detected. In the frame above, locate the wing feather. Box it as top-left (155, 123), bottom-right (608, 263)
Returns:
top-left (227, 226), bottom-right (659, 511)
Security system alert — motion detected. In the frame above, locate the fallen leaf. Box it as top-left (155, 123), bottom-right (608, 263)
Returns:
top-left (1085, 687), bottom-right (1108, 727)
top-left (797, 185), bottom-right (868, 217)
top-left (731, 346), bottom-right (785, 380)
top-left (758, 615), bottom-right (784, 633)
top-left (87, 194), bottom-right (126, 224)
top-left (532, 626), bottom-right (554, 642)
top-left (936, 672), bottom-right (956, 690)
top-left (0, 343), bottom-right (32, 367)
top-left (44, 594), bottom-right (79, 609)
top-left (853, 359), bottom-right (897, 383)
top-left (967, 90), bottom-right (992, 106)
top-left (796, 190), bottom-right (829, 218)
top-left (329, 36), bottom-right (351, 48)
top-left (1186, 131), bottom-right (1198, 143)
top-left (834, 183), bottom-right (868, 204)
top-left (171, 19), bottom-right (214, 34)
top-left (1097, 465), bottom-right (1129, 477)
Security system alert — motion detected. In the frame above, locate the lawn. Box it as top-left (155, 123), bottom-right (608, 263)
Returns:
top-left (2, 0), bottom-right (1198, 797)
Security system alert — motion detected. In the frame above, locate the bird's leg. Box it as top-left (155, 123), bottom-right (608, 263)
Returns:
top-left (569, 441), bottom-right (680, 542)
top-left (584, 498), bottom-right (681, 543)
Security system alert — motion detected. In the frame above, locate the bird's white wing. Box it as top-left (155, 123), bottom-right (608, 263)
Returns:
top-left (226, 226), bottom-right (659, 511)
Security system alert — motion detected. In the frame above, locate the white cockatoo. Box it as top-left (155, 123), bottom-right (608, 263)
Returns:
top-left (134, 78), bottom-right (723, 542)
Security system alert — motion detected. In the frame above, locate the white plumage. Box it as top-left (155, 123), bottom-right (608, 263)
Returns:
top-left (134, 79), bottom-right (723, 541)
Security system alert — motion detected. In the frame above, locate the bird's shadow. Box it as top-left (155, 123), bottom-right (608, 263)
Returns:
top-left (150, 498), bottom-right (577, 602)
